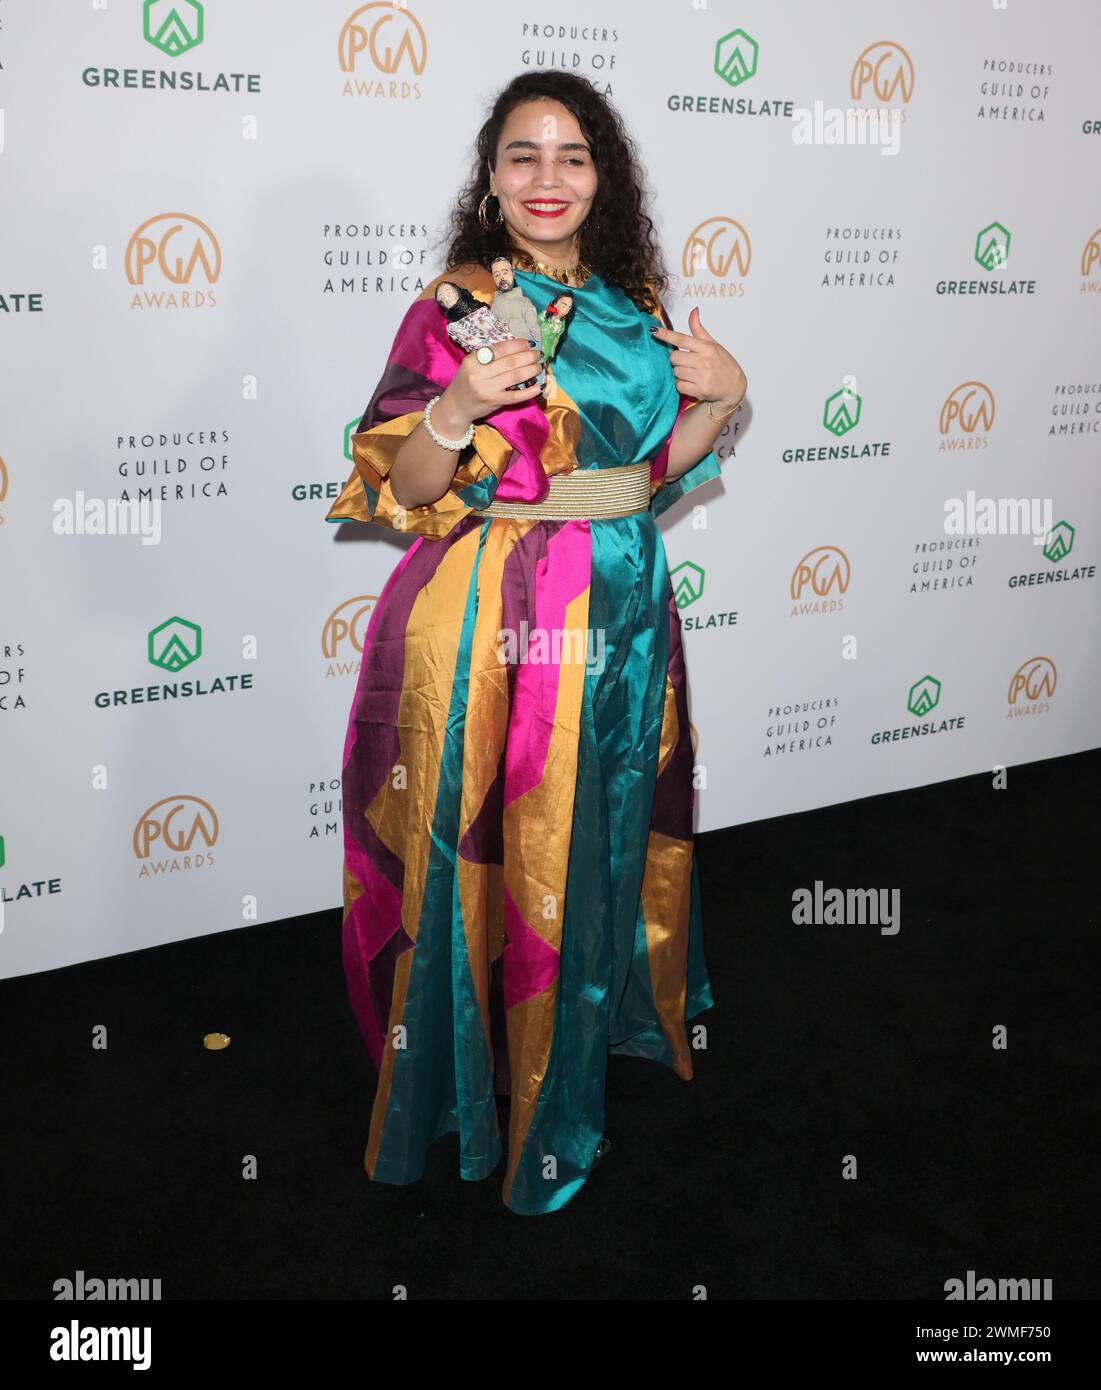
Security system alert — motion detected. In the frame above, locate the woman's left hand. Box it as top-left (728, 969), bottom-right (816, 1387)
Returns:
top-left (651, 307), bottom-right (747, 409)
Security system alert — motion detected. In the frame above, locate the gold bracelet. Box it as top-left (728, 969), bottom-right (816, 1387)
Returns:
top-left (706, 397), bottom-right (741, 422)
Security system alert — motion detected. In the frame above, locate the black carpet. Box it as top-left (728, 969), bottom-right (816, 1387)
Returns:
top-left (2, 749), bottom-right (1096, 1300)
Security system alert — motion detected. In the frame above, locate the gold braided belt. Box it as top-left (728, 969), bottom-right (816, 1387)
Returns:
top-left (471, 459), bottom-right (653, 520)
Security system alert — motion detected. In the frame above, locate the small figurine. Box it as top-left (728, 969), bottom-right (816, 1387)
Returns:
top-left (538, 292), bottom-right (574, 362)
top-left (434, 280), bottom-right (514, 353)
top-left (489, 256), bottom-right (546, 391)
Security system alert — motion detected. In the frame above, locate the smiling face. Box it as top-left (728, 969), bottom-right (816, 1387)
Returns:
top-left (489, 99), bottom-right (598, 265)
top-left (490, 256), bottom-right (516, 292)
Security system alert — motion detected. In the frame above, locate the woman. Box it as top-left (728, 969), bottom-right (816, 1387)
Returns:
top-left (326, 71), bottom-right (747, 1216)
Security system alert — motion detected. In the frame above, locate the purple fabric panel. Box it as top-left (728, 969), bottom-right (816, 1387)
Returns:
top-left (341, 517), bottom-right (480, 1063)
top-left (647, 589), bottom-right (695, 842)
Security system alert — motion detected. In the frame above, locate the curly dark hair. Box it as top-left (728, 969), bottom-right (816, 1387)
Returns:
top-left (437, 71), bottom-right (668, 315)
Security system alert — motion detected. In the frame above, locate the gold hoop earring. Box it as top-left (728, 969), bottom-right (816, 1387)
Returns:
top-left (478, 192), bottom-right (504, 230)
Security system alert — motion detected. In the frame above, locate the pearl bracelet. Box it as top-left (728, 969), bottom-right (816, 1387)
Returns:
top-left (423, 395), bottom-right (475, 451)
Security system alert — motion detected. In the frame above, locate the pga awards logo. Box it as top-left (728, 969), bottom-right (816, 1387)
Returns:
top-left (124, 213), bottom-right (221, 309)
top-left (133, 796), bottom-right (218, 877)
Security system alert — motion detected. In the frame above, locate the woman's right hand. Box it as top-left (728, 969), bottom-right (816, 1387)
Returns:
top-left (441, 338), bottom-right (544, 426)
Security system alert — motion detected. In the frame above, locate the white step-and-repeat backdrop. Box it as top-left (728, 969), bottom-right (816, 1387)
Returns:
top-left (2, 0), bottom-right (1099, 978)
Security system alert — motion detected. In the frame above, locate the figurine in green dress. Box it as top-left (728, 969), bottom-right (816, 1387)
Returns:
top-left (539, 292), bottom-right (574, 362)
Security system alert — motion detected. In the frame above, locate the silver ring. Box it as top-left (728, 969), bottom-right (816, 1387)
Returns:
top-left (475, 345), bottom-right (495, 364)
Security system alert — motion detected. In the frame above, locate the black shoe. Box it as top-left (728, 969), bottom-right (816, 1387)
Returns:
top-left (594, 1137), bottom-right (612, 1165)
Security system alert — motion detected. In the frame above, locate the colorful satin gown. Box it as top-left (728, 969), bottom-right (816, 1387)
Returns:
top-left (326, 260), bottom-right (722, 1215)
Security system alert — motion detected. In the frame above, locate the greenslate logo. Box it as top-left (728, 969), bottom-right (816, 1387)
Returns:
top-left (144, 1), bottom-right (204, 58)
top-left (823, 386), bottom-right (861, 437)
top-left (907, 675), bottom-right (941, 717)
top-left (1043, 520), bottom-right (1074, 563)
top-left (671, 560), bottom-right (705, 609)
top-left (974, 222), bottom-right (1010, 270)
top-left (149, 617), bottom-right (202, 672)
top-left (344, 417), bottom-right (363, 462)
top-left (715, 29), bottom-right (759, 88)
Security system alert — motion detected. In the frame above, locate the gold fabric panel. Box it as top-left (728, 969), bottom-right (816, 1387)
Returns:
top-left (655, 668), bottom-right (680, 779)
top-left (639, 827), bottom-right (696, 1081)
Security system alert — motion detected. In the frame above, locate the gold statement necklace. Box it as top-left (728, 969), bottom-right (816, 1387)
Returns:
top-left (511, 247), bottom-right (593, 288)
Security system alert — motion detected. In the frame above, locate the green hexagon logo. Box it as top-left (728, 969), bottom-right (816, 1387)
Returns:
top-left (1043, 520), bottom-right (1074, 563)
top-left (907, 675), bottom-right (941, 718)
top-left (823, 387), bottom-right (862, 437)
top-left (974, 222), bottom-right (1011, 271)
top-left (671, 560), bottom-right (705, 609)
top-left (144, 1), bottom-right (204, 58)
top-left (149, 617), bottom-right (202, 672)
top-left (715, 29), bottom-right (759, 88)
top-left (344, 417), bottom-right (365, 461)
